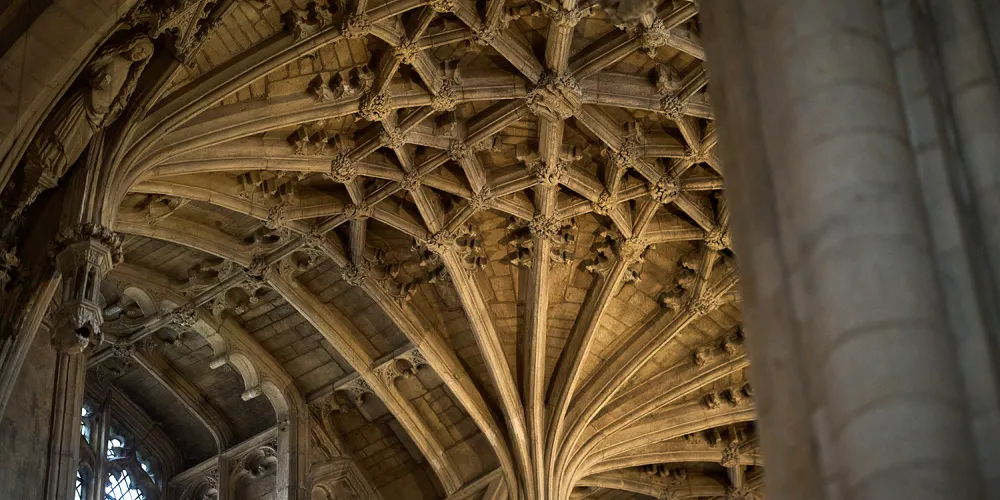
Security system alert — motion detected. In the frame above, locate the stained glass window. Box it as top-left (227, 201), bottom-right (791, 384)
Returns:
top-left (105, 469), bottom-right (144, 500)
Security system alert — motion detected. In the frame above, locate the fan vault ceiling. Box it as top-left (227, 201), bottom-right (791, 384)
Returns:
top-left (85, 0), bottom-right (761, 498)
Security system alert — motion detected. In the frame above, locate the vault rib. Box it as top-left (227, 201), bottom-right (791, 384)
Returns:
top-left (112, 218), bottom-right (465, 494)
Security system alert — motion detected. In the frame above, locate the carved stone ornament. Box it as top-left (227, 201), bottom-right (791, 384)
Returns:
top-left (424, 229), bottom-right (457, 255)
top-left (0, 249), bottom-right (19, 287)
top-left (427, 0), bottom-right (456, 13)
top-left (650, 175), bottom-right (679, 204)
top-left (51, 223), bottom-right (124, 267)
top-left (399, 170), bottom-right (423, 191)
top-left (265, 203), bottom-right (289, 230)
top-left (544, 5), bottom-right (590, 27)
top-left (380, 126), bottom-right (407, 149)
top-left (432, 78), bottom-right (459, 111)
top-left (591, 190), bottom-right (619, 216)
top-left (660, 93), bottom-right (685, 120)
top-left (283, 2), bottom-right (336, 41)
top-left (342, 261), bottom-right (372, 286)
top-left (51, 303), bottom-right (104, 354)
top-left (704, 225), bottom-right (731, 251)
top-left (329, 153), bottom-right (358, 183)
top-left (341, 13), bottom-right (373, 39)
top-left (49, 223), bottom-right (124, 354)
top-left (337, 377), bottom-right (374, 407)
top-left (468, 187), bottom-right (495, 212)
top-left (358, 91), bottom-right (392, 122)
top-left (342, 202), bottom-right (373, 220)
top-left (720, 441), bottom-right (740, 468)
top-left (448, 141), bottom-right (470, 161)
top-left (639, 18), bottom-right (671, 56)
top-left (471, 23), bottom-right (500, 46)
top-left (394, 38), bottom-right (420, 65)
top-left (689, 295), bottom-right (720, 317)
top-left (23, 33), bottom-right (154, 199)
top-left (528, 214), bottom-right (564, 241)
top-left (169, 304), bottom-right (199, 328)
top-left (245, 254), bottom-right (273, 280)
top-left (525, 72), bottom-right (583, 121)
top-left (110, 341), bottom-right (136, 361)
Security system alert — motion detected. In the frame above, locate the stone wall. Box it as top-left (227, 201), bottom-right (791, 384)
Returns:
top-left (0, 329), bottom-right (57, 499)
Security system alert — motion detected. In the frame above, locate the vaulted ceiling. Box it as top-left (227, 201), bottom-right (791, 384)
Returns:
top-left (89, 0), bottom-right (761, 498)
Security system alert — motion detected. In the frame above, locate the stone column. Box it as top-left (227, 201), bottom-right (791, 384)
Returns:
top-left (880, 0), bottom-right (1000, 491)
top-left (44, 221), bottom-right (121, 500)
top-left (701, 0), bottom-right (985, 499)
top-left (44, 349), bottom-right (88, 500)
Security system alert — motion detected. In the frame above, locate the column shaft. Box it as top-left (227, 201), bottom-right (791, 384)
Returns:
top-left (704, 0), bottom-right (985, 498)
top-left (44, 351), bottom-right (87, 500)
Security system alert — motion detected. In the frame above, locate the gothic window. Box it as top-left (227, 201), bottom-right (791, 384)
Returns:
top-left (81, 405), bottom-right (94, 445)
top-left (75, 469), bottom-right (87, 500)
top-left (105, 468), bottom-right (144, 500)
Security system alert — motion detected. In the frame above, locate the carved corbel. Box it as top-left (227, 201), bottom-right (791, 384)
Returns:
top-left (49, 224), bottom-right (123, 354)
top-left (283, 1), bottom-right (337, 40)
top-left (336, 377), bottom-right (374, 408)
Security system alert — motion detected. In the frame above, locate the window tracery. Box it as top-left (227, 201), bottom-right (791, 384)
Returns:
top-left (77, 400), bottom-right (162, 500)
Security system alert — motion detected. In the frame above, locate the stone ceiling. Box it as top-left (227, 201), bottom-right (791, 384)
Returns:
top-left (89, 0), bottom-right (761, 497)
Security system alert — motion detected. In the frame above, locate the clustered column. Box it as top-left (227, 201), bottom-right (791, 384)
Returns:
top-left (702, 0), bottom-right (1000, 498)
